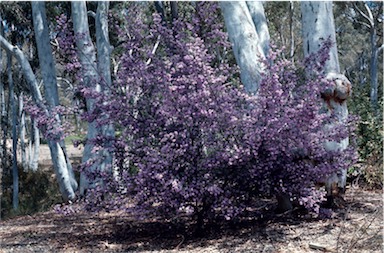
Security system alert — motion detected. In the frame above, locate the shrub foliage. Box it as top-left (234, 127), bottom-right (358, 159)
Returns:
top-left (58, 3), bottom-right (356, 221)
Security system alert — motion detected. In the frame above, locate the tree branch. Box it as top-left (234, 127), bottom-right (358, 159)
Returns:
top-left (146, 35), bottom-right (161, 65)
top-left (378, 44), bottom-right (384, 54)
top-left (363, 3), bottom-right (374, 23)
top-left (0, 34), bottom-right (44, 104)
top-left (354, 3), bottom-right (374, 27)
top-left (356, 20), bottom-right (372, 29)
top-left (87, 10), bottom-right (96, 18)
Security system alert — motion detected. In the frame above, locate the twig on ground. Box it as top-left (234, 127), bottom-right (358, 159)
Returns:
top-left (174, 234), bottom-right (185, 250)
top-left (346, 209), bottom-right (380, 252)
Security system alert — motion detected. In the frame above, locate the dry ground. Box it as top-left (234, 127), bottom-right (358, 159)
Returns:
top-left (0, 186), bottom-right (382, 253)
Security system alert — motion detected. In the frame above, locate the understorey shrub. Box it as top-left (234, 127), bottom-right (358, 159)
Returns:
top-left (348, 83), bottom-right (383, 188)
top-left (78, 3), bottom-right (356, 223)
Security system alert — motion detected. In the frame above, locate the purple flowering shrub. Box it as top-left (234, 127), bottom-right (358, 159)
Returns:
top-left (85, 8), bottom-right (259, 221)
top-left (253, 42), bottom-right (357, 212)
top-left (76, 4), bottom-right (356, 221)
top-left (36, 3), bottom-right (357, 222)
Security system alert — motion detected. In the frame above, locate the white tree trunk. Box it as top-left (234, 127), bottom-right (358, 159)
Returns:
top-left (96, 1), bottom-right (115, 174)
top-left (301, 1), bottom-right (351, 198)
top-left (301, 2), bottom-right (340, 74)
top-left (220, 1), bottom-right (267, 95)
top-left (19, 91), bottom-right (28, 170)
top-left (72, 1), bottom-right (102, 195)
top-left (32, 2), bottom-right (78, 199)
top-left (289, 1), bottom-right (295, 59)
top-left (8, 52), bottom-right (19, 211)
top-left (29, 118), bottom-right (39, 171)
top-left (353, 2), bottom-right (380, 111)
top-left (0, 30), bottom-right (76, 202)
top-left (369, 24), bottom-right (379, 111)
top-left (245, 1), bottom-right (270, 57)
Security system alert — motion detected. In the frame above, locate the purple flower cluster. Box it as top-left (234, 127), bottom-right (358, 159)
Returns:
top-left (55, 14), bottom-right (81, 74)
top-left (24, 97), bottom-right (71, 142)
top-left (77, 4), bottom-right (356, 220)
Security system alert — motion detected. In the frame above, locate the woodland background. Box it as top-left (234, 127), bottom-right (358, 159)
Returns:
top-left (0, 1), bottom-right (382, 252)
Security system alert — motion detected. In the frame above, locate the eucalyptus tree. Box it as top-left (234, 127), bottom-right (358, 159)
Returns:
top-left (72, 1), bottom-right (114, 195)
top-left (32, 1), bottom-right (78, 199)
top-left (0, 2), bottom-right (40, 172)
top-left (71, 1), bottom-right (100, 195)
top-left (95, 1), bottom-right (115, 176)
top-left (8, 52), bottom-right (18, 211)
top-left (352, 2), bottom-right (383, 112)
top-left (220, 1), bottom-right (269, 95)
top-left (0, 3), bottom-right (77, 201)
top-left (301, 1), bottom-right (352, 202)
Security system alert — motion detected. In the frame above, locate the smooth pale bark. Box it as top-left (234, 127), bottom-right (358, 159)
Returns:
top-left (221, 1), bottom-right (298, 212)
top-left (19, 92), bottom-right (27, 170)
top-left (0, 33), bottom-right (76, 201)
top-left (369, 31), bottom-right (379, 110)
top-left (353, 3), bottom-right (381, 111)
top-left (29, 118), bottom-right (39, 171)
top-left (72, 1), bottom-right (102, 195)
top-left (96, 2), bottom-right (115, 175)
top-left (220, 1), bottom-right (266, 95)
top-left (301, 1), bottom-right (350, 199)
top-left (32, 2), bottom-right (78, 198)
top-left (301, 2), bottom-right (340, 73)
top-left (245, 1), bottom-right (270, 57)
top-left (0, 14), bottom-right (4, 187)
top-left (32, 2), bottom-right (77, 187)
top-left (1, 81), bottom-right (7, 170)
top-left (289, 1), bottom-right (295, 59)
top-left (8, 52), bottom-right (19, 211)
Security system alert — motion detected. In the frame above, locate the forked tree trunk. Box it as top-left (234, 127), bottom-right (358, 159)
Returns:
top-left (353, 2), bottom-right (382, 113)
top-left (301, 1), bottom-right (351, 203)
top-left (220, 1), bottom-right (268, 95)
top-left (245, 1), bottom-right (270, 57)
top-left (221, 1), bottom-right (298, 212)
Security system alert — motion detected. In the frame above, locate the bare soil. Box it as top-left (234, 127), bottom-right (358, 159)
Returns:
top-left (1, 144), bottom-right (382, 252)
top-left (0, 187), bottom-right (382, 253)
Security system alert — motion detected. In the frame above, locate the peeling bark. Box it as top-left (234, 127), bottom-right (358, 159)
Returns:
top-left (301, 1), bottom-right (350, 199)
